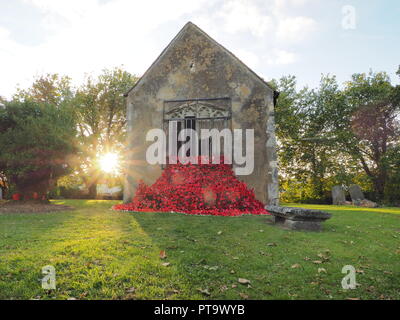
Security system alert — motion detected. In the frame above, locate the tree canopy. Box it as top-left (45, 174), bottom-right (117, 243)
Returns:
top-left (273, 70), bottom-right (400, 203)
top-left (0, 100), bottom-right (77, 199)
top-left (71, 67), bottom-right (138, 197)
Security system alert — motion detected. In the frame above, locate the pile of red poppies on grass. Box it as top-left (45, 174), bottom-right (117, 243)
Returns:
top-left (113, 157), bottom-right (269, 216)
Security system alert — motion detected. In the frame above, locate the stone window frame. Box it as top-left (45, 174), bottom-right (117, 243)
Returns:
top-left (162, 97), bottom-right (232, 166)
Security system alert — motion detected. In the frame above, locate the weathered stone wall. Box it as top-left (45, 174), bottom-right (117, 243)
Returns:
top-left (124, 23), bottom-right (279, 205)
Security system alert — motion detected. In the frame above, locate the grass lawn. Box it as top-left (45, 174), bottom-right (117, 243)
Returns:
top-left (0, 199), bottom-right (399, 300)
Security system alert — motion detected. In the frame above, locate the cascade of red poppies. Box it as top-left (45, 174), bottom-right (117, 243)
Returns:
top-left (113, 157), bottom-right (269, 216)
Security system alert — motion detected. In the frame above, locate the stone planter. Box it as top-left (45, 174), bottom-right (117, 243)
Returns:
top-left (265, 205), bottom-right (332, 231)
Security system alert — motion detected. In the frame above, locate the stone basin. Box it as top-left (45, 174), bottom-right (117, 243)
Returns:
top-left (265, 205), bottom-right (332, 231)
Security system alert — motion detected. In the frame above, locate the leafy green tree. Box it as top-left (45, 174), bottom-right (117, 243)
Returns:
top-left (72, 67), bottom-right (138, 197)
top-left (274, 70), bottom-right (399, 203)
top-left (0, 101), bottom-right (77, 199)
top-left (272, 75), bottom-right (352, 202)
top-left (13, 73), bottom-right (73, 107)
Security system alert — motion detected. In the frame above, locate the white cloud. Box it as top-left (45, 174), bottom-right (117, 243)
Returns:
top-left (234, 48), bottom-right (260, 70)
top-left (265, 49), bottom-right (297, 65)
top-left (272, 0), bottom-right (317, 13)
top-left (0, 27), bottom-right (36, 97)
top-left (24, 0), bottom-right (98, 23)
top-left (276, 16), bottom-right (317, 43)
top-left (218, 0), bottom-right (317, 42)
top-left (219, 0), bottom-right (273, 37)
top-left (0, 0), bottom-right (209, 98)
top-left (0, 0), bottom-right (318, 98)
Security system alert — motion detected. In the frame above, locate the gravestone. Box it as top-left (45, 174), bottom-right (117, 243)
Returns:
top-left (349, 184), bottom-right (365, 202)
top-left (348, 184), bottom-right (379, 208)
top-left (332, 185), bottom-right (346, 205)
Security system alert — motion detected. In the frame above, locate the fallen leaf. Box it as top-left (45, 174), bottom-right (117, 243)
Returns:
top-left (346, 298), bottom-right (360, 300)
top-left (220, 285), bottom-right (228, 292)
top-left (217, 231), bottom-right (223, 235)
top-left (366, 286), bottom-right (375, 293)
top-left (291, 264), bottom-right (301, 269)
top-left (160, 250), bottom-right (167, 259)
top-left (198, 288), bottom-right (211, 296)
top-left (239, 293), bottom-right (249, 299)
top-left (166, 289), bottom-right (180, 296)
top-left (267, 243), bottom-right (277, 247)
top-left (232, 284), bottom-right (237, 288)
top-left (238, 278), bottom-right (251, 285)
top-left (318, 268), bottom-right (327, 274)
top-left (124, 293), bottom-right (136, 300)
top-left (162, 262), bottom-right (171, 267)
top-left (126, 287), bottom-right (136, 293)
top-left (230, 270), bottom-right (235, 274)
top-left (313, 260), bottom-right (323, 264)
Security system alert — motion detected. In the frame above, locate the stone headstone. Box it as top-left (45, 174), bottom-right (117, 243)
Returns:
top-left (349, 184), bottom-right (365, 202)
top-left (332, 185), bottom-right (346, 205)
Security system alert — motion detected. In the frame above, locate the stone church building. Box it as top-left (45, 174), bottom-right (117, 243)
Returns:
top-left (123, 22), bottom-right (279, 205)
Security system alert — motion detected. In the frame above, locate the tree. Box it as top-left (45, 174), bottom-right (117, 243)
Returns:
top-left (338, 71), bottom-right (400, 200)
top-left (0, 100), bottom-right (77, 200)
top-left (72, 67), bottom-right (138, 198)
top-left (272, 75), bottom-right (352, 202)
top-left (273, 70), bottom-right (400, 203)
top-left (13, 73), bottom-right (73, 107)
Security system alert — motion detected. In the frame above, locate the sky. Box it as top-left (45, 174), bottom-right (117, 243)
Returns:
top-left (0, 0), bottom-right (399, 99)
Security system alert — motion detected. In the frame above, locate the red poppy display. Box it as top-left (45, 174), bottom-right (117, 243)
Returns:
top-left (113, 157), bottom-right (269, 217)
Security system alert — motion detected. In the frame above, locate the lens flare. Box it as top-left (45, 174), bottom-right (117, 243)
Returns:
top-left (99, 153), bottom-right (119, 174)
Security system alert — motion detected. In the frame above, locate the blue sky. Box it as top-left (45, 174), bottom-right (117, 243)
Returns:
top-left (0, 0), bottom-right (399, 98)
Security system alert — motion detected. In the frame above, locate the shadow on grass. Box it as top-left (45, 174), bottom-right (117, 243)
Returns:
top-left (130, 211), bottom-right (313, 300)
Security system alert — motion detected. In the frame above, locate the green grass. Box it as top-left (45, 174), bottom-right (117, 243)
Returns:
top-left (0, 200), bottom-right (399, 300)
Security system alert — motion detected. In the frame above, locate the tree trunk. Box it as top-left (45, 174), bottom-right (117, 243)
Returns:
top-left (88, 183), bottom-right (98, 199)
top-left (373, 169), bottom-right (387, 201)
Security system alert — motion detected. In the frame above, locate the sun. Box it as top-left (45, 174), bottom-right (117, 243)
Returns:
top-left (99, 153), bottom-right (119, 174)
